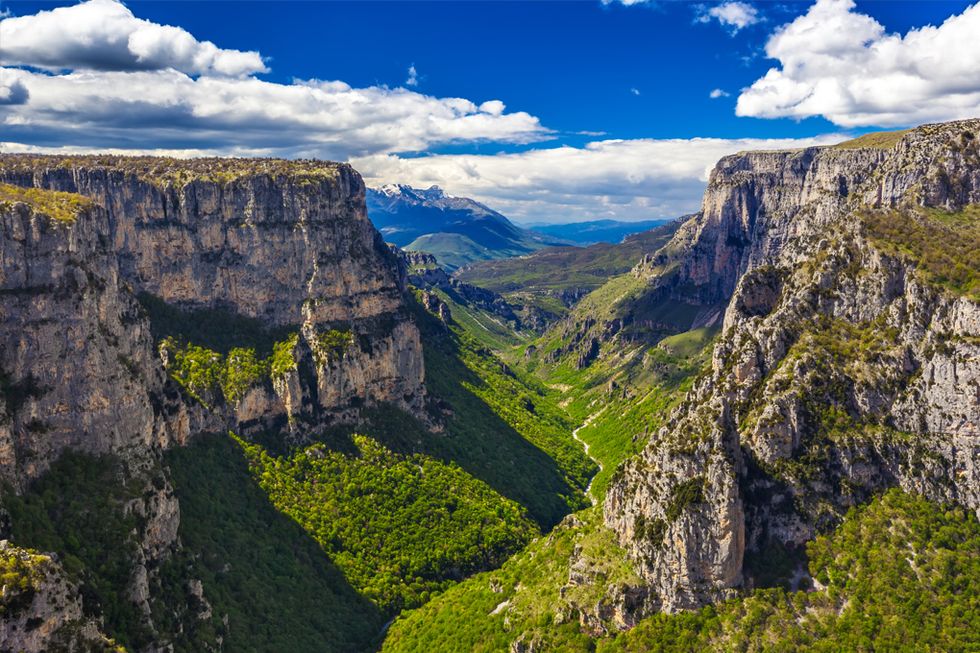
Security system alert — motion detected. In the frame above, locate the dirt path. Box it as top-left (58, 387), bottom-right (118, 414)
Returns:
top-left (571, 409), bottom-right (606, 505)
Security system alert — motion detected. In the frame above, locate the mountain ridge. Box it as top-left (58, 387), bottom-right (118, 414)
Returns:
top-left (366, 184), bottom-right (567, 270)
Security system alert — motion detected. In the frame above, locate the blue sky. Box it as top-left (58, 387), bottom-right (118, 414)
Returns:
top-left (2, 0), bottom-right (979, 222)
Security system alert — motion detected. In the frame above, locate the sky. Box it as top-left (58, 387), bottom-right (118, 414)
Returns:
top-left (1, 0), bottom-right (979, 223)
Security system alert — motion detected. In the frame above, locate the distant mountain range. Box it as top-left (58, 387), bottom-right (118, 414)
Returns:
top-left (366, 184), bottom-right (567, 270)
top-left (525, 218), bottom-right (672, 245)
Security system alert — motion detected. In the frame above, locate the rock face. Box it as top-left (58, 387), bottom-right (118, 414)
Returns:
top-left (398, 249), bottom-right (525, 328)
top-left (0, 156), bottom-right (426, 430)
top-left (0, 541), bottom-right (118, 652)
top-left (0, 196), bottom-right (173, 486)
top-left (604, 120), bottom-right (980, 614)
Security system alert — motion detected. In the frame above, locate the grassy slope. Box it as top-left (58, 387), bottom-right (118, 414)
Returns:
top-left (428, 286), bottom-right (532, 353)
top-left (832, 129), bottom-right (910, 149)
top-left (0, 181), bottom-right (93, 222)
top-left (381, 507), bottom-right (637, 653)
top-left (405, 232), bottom-right (509, 271)
top-left (547, 327), bottom-right (717, 497)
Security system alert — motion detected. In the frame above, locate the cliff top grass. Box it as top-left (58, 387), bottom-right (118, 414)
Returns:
top-left (0, 154), bottom-right (346, 189)
top-left (833, 128), bottom-right (910, 150)
top-left (0, 182), bottom-right (93, 222)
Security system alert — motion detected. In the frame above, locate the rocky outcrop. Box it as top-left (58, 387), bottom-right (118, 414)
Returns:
top-left (0, 196), bottom-right (177, 486)
top-left (605, 120), bottom-right (980, 615)
top-left (0, 541), bottom-right (118, 652)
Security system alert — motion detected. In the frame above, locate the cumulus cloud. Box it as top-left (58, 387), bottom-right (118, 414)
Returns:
top-left (0, 2), bottom-right (549, 158)
top-left (351, 134), bottom-right (841, 223)
top-left (630, 87), bottom-right (641, 96)
top-left (738, 0), bottom-right (980, 127)
top-left (709, 88), bottom-right (730, 99)
top-left (0, 0), bottom-right (266, 77)
top-left (0, 67), bottom-right (549, 158)
top-left (405, 64), bottom-right (419, 87)
top-left (696, 2), bottom-right (760, 33)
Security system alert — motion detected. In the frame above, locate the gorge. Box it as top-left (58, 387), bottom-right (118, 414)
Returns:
top-left (0, 119), bottom-right (978, 653)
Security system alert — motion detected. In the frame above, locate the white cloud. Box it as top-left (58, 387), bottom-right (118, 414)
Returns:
top-left (696, 2), bottom-right (760, 33)
top-left (351, 134), bottom-right (842, 223)
top-left (709, 88), bottom-right (730, 99)
top-left (738, 0), bottom-right (980, 127)
top-left (0, 67), bottom-right (549, 159)
top-left (0, 2), bottom-right (549, 158)
top-left (0, 0), bottom-right (266, 77)
top-left (479, 100), bottom-right (506, 116)
top-left (601, 0), bottom-right (655, 6)
top-left (405, 64), bottom-right (419, 87)
top-left (630, 87), bottom-right (641, 96)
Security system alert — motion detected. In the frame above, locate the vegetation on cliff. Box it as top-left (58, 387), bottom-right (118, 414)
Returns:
top-left (862, 205), bottom-right (980, 301)
top-left (0, 155), bottom-right (344, 189)
top-left (384, 490), bottom-right (980, 652)
top-left (164, 435), bottom-right (384, 652)
top-left (2, 454), bottom-right (163, 650)
top-left (0, 182), bottom-right (93, 223)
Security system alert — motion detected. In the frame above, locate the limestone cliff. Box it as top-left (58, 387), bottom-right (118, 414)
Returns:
top-left (604, 120), bottom-right (980, 614)
top-left (0, 156), bottom-right (426, 432)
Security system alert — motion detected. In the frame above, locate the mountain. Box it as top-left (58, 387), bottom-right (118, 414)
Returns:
top-left (366, 184), bottom-right (568, 270)
top-left (382, 119), bottom-right (980, 651)
top-left (455, 220), bottom-right (683, 329)
top-left (527, 218), bottom-right (672, 245)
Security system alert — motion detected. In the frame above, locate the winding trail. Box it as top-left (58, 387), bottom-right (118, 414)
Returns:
top-left (571, 408), bottom-right (606, 505)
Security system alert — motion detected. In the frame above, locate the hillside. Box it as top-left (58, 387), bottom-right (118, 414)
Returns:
top-left (0, 120), bottom-right (977, 653)
top-left (366, 184), bottom-right (567, 270)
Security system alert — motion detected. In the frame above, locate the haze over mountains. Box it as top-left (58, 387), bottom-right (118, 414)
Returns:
top-left (526, 218), bottom-right (672, 245)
